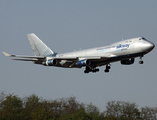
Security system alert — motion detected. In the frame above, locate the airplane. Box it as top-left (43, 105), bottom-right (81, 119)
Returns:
top-left (3, 33), bottom-right (155, 73)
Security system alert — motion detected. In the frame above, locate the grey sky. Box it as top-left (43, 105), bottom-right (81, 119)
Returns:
top-left (0, 1), bottom-right (157, 111)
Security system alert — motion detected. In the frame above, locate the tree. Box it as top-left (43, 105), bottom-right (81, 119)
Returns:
top-left (59, 108), bottom-right (90, 120)
top-left (122, 101), bottom-right (140, 119)
top-left (86, 103), bottom-right (105, 120)
top-left (1, 91), bottom-right (157, 120)
top-left (0, 93), bottom-right (23, 120)
top-left (105, 100), bottom-right (124, 118)
top-left (23, 94), bottom-right (49, 120)
top-left (152, 106), bottom-right (157, 120)
top-left (141, 106), bottom-right (157, 120)
top-left (105, 100), bottom-right (139, 119)
top-left (42, 96), bottom-right (85, 120)
top-left (57, 96), bottom-right (84, 115)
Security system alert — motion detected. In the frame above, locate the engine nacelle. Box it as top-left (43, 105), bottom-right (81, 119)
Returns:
top-left (42, 59), bottom-right (58, 66)
top-left (121, 58), bottom-right (135, 65)
top-left (76, 59), bottom-right (91, 66)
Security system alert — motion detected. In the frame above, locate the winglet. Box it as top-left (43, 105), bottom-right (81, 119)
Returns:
top-left (2, 52), bottom-right (11, 57)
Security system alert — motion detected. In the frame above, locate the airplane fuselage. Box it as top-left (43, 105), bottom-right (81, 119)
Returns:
top-left (52, 37), bottom-right (154, 68)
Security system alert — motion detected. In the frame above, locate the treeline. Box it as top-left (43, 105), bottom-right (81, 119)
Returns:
top-left (0, 92), bottom-right (156, 120)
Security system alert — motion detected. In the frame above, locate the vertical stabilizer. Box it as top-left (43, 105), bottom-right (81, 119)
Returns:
top-left (27, 33), bottom-right (55, 56)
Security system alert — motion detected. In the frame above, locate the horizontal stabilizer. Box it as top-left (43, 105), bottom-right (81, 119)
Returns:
top-left (3, 52), bottom-right (45, 59)
top-left (3, 52), bottom-right (11, 57)
top-left (12, 58), bottom-right (38, 61)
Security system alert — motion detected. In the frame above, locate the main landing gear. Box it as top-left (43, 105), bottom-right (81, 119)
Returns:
top-left (139, 56), bottom-right (144, 64)
top-left (84, 66), bottom-right (99, 73)
top-left (84, 64), bottom-right (111, 74)
top-left (104, 64), bottom-right (111, 73)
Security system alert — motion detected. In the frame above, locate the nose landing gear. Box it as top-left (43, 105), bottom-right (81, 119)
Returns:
top-left (139, 56), bottom-right (144, 64)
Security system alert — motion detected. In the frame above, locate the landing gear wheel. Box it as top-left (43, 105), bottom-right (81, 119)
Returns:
top-left (84, 70), bottom-right (89, 73)
top-left (92, 68), bottom-right (99, 73)
top-left (84, 67), bottom-right (99, 73)
top-left (96, 69), bottom-right (99, 72)
top-left (104, 69), bottom-right (109, 73)
top-left (139, 61), bottom-right (144, 64)
top-left (106, 66), bottom-right (111, 69)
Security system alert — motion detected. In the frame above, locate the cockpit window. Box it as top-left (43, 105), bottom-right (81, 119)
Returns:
top-left (142, 37), bottom-right (146, 40)
top-left (139, 37), bottom-right (146, 40)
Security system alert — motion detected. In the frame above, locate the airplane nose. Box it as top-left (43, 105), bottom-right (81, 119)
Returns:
top-left (142, 41), bottom-right (155, 52)
top-left (150, 42), bottom-right (155, 49)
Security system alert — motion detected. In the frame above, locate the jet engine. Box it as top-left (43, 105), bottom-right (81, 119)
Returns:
top-left (76, 59), bottom-right (91, 66)
top-left (121, 58), bottom-right (135, 65)
top-left (42, 59), bottom-right (58, 66)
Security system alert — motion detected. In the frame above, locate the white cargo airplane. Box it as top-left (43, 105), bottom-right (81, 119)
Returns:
top-left (3, 33), bottom-right (155, 73)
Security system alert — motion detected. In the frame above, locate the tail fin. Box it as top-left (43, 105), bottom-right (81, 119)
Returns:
top-left (27, 33), bottom-right (55, 56)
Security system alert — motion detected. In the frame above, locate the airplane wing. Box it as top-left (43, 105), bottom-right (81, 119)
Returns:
top-left (3, 51), bottom-right (113, 61)
top-left (80, 56), bottom-right (111, 60)
top-left (3, 52), bottom-right (114, 67)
